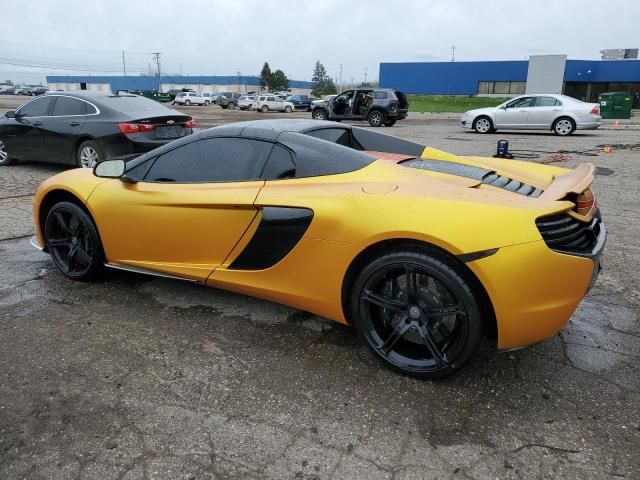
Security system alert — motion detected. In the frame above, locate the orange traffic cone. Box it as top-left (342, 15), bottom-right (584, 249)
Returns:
top-left (613, 120), bottom-right (620, 129)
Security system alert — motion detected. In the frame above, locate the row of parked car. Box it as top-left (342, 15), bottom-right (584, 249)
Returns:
top-left (0, 87), bottom-right (49, 96)
top-left (168, 89), bottom-right (318, 111)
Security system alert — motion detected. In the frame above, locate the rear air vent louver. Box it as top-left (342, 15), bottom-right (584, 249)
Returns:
top-left (481, 172), bottom-right (543, 198)
top-left (536, 211), bottom-right (601, 255)
top-left (402, 159), bottom-right (543, 198)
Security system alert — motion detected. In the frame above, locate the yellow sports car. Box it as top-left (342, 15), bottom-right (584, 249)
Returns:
top-left (31, 120), bottom-right (605, 378)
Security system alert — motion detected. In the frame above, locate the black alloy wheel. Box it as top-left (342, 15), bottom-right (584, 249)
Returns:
top-left (368, 110), bottom-right (385, 127)
top-left (350, 249), bottom-right (483, 379)
top-left (44, 202), bottom-right (105, 281)
top-left (312, 109), bottom-right (328, 120)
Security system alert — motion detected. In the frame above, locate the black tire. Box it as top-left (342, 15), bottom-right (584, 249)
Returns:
top-left (185, 100), bottom-right (191, 106)
top-left (44, 202), bottom-right (105, 281)
top-left (383, 120), bottom-right (397, 127)
top-left (284, 105), bottom-right (292, 113)
top-left (349, 248), bottom-right (484, 379)
top-left (0, 140), bottom-right (17, 166)
top-left (312, 108), bottom-right (328, 120)
top-left (261, 105), bottom-right (269, 113)
top-left (228, 102), bottom-right (236, 109)
top-left (552, 117), bottom-right (576, 136)
top-left (367, 110), bottom-right (385, 127)
top-left (221, 105), bottom-right (228, 110)
top-left (77, 140), bottom-right (104, 169)
top-left (473, 116), bottom-right (493, 134)
top-left (204, 100), bottom-right (210, 106)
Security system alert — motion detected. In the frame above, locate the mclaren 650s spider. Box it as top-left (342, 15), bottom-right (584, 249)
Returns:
top-left (31, 120), bottom-right (606, 378)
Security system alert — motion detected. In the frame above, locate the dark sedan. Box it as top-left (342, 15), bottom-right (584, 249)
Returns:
top-left (0, 91), bottom-right (195, 168)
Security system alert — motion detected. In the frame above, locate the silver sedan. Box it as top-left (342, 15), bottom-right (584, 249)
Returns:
top-left (460, 94), bottom-right (601, 135)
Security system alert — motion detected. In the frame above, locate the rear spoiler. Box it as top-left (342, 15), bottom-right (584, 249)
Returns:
top-left (538, 163), bottom-right (595, 201)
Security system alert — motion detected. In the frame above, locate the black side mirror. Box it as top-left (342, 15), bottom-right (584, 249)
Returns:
top-left (5, 111), bottom-right (16, 118)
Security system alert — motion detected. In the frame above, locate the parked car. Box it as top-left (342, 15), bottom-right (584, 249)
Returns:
top-left (32, 87), bottom-right (48, 96)
top-left (238, 95), bottom-right (257, 110)
top-left (217, 92), bottom-right (242, 109)
top-left (255, 95), bottom-right (295, 113)
top-left (460, 94), bottom-right (602, 136)
top-left (173, 91), bottom-right (209, 106)
top-left (16, 88), bottom-right (33, 96)
top-left (285, 94), bottom-right (313, 111)
top-left (0, 88), bottom-right (15, 95)
top-left (0, 91), bottom-right (195, 168)
top-left (311, 88), bottom-right (409, 127)
top-left (311, 94), bottom-right (337, 109)
top-left (31, 119), bottom-right (605, 379)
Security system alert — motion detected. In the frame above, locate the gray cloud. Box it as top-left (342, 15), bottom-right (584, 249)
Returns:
top-left (1, 0), bottom-right (638, 84)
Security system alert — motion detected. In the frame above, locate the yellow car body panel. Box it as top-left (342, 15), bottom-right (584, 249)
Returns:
top-left (32, 137), bottom-right (602, 352)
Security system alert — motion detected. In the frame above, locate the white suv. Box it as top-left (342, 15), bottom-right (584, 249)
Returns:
top-left (173, 92), bottom-right (208, 106)
top-left (255, 95), bottom-right (295, 113)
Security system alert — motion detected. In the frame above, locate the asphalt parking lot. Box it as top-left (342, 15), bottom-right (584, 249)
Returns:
top-left (1, 95), bottom-right (639, 480)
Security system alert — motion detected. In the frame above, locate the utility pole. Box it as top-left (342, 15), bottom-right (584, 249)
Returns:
top-left (152, 52), bottom-right (161, 90)
top-left (364, 67), bottom-right (368, 85)
top-left (451, 45), bottom-right (456, 62)
top-left (122, 51), bottom-right (126, 76)
top-left (339, 64), bottom-right (342, 93)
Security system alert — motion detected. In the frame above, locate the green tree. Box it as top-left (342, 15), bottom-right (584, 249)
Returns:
top-left (311, 60), bottom-right (337, 97)
top-left (270, 69), bottom-right (289, 92)
top-left (260, 62), bottom-right (272, 90)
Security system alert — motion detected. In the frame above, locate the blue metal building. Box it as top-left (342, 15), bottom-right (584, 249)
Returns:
top-left (379, 58), bottom-right (640, 103)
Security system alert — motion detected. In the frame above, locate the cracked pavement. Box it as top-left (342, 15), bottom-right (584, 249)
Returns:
top-left (0, 97), bottom-right (638, 479)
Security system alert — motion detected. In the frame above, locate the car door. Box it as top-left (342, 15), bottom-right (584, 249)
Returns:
top-left (87, 136), bottom-right (274, 281)
top-left (328, 90), bottom-right (355, 119)
top-left (0, 95), bottom-right (56, 161)
top-left (44, 95), bottom-right (88, 163)
top-left (527, 96), bottom-right (563, 129)
top-left (494, 96), bottom-right (536, 128)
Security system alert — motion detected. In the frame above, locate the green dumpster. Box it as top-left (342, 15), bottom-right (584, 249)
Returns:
top-left (130, 90), bottom-right (172, 103)
top-left (599, 92), bottom-right (633, 119)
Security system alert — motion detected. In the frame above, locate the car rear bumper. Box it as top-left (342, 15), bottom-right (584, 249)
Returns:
top-left (576, 120), bottom-right (602, 130)
top-left (466, 227), bottom-right (605, 350)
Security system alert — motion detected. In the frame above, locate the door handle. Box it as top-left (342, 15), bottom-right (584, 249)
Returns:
top-left (69, 121), bottom-right (80, 127)
top-left (32, 121), bottom-right (43, 126)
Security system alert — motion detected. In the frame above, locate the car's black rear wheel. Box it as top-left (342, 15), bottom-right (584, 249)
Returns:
top-left (77, 140), bottom-right (103, 168)
top-left (383, 120), bottom-right (397, 127)
top-left (228, 102), bottom-right (236, 109)
top-left (312, 109), bottom-right (327, 120)
top-left (44, 202), bottom-right (105, 281)
top-left (368, 110), bottom-right (385, 127)
top-left (0, 140), bottom-right (17, 166)
top-left (553, 117), bottom-right (575, 136)
top-left (349, 249), bottom-right (483, 379)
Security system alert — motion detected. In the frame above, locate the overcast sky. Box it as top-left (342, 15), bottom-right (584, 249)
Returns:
top-left (1, 0), bottom-right (638, 85)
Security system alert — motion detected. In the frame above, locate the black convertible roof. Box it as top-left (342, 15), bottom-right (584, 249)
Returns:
top-left (200, 119), bottom-right (340, 142)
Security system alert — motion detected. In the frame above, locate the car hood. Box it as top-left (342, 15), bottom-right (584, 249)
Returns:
top-left (463, 106), bottom-right (497, 116)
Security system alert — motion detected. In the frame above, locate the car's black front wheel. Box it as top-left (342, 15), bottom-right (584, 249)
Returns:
top-left (77, 140), bottom-right (103, 168)
top-left (0, 140), bottom-right (17, 166)
top-left (349, 248), bottom-right (484, 379)
top-left (44, 202), bottom-right (105, 281)
top-left (312, 109), bottom-right (328, 120)
top-left (367, 110), bottom-right (385, 127)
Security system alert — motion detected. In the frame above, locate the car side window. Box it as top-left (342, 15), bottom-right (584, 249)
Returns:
top-left (536, 97), bottom-right (561, 107)
top-left (373, 91), bottom-right (388, 100)
top-left (305, 128), bottom-right (352, 147)
top-left (18, 96), bottom-right (55, 117)
top-left (261, 145), bottom-right (296, 180)
top-left (267, 96), bottom-right (276, 101)
top-left (51, 96), bottom-right (87, 116)
top-left (507, 97), bottom-right (535, 108)
top-left (143, 137), bottom-right (273, 183)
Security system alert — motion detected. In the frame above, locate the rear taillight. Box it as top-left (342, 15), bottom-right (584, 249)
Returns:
top-left (184, 119), bottom-right (196, 128)
top-left (590, 105), bottom-right (600, 115)
top-left (576, 188), bottom-right (597, 216)
top-left (117, 122), bottom-right (155, 133)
